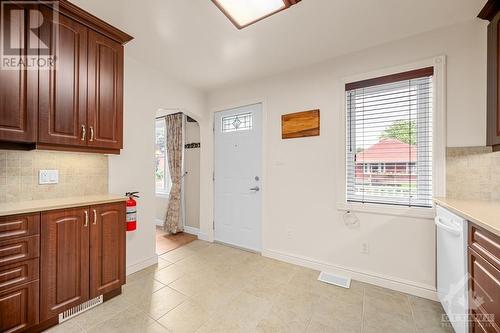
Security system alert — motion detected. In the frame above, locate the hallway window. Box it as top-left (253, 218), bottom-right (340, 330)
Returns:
top-left (155, 117), bottom-right (172, 195)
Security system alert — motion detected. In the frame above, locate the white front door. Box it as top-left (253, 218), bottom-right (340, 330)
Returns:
top-left (214, 103), bottom-right (262, 251)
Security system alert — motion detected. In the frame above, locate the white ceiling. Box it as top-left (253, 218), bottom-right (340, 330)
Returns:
top-left (73, 0), bottom-right (486, 91)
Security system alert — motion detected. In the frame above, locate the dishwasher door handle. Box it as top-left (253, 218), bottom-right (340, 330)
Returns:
top-left (435, 217), bottom-right (461, 236)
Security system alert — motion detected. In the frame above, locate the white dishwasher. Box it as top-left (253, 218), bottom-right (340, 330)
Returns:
top-left (435, 205), bottom-right (468, 333)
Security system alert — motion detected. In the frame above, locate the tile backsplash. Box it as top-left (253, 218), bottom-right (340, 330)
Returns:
top-left (0, 150), bottom-right (108, 203)
top-left (447, 146), bottom-right (500, 201)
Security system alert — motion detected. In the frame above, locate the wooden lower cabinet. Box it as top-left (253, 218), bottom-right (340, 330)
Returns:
top-left (39, 202), bottom-right (126, 324)
top-left (40, 208), bottom-right (89, 321)
top-left (0, 236), bottom-right (39, 267)
top-left (0, 201), bottom-right (126, 332)
top-left (90, 202), bottom-right (126, 297)
top-left (0, 213), bottom-right (40, 333)
top-left (468, 223), bottom-right (500, 333)
top-left (0, 281), bottom-right (39, 333)
top-left (0, 214), bottom-right (40, 242)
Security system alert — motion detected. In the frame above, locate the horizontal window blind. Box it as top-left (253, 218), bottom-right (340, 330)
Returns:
top-left (346, 67), bottom-right (433, 208)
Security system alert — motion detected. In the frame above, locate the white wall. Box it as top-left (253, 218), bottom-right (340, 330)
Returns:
top-left (184, 121), bottom-right (201, 229)
top-left (204, 20), bottom-right (487, 299)
top-left (108, 56), bottom-right (206, 274)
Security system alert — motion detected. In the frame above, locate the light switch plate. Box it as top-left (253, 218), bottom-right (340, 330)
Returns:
top-left (39, 169), bottom-right (59, 185)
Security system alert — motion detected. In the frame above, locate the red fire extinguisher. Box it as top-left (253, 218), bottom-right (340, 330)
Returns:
top-left (125, 192), bottom-right (139, 232)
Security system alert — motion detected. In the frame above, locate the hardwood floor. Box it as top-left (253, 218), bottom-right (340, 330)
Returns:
top-left (155, 227), bottom-right (197, 255)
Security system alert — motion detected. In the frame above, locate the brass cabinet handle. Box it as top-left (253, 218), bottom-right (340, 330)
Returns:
top-left (81, 125), bottom-right (86, 141)
top-left (84, 210), bottom-right (89, 227)
top-left (90, 126), bottom-right (94, 142)
top-left (93, 209), bottom-right (97, 225)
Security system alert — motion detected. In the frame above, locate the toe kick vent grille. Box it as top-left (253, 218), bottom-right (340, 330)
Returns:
top-left (58, 295), bottom-right (103, 323)
top-left (318, 272), bottom-right (351, 289)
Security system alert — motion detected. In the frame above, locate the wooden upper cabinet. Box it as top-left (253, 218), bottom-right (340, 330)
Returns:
top-left (480, 1), bottom-right (500, 150)
top-left (90, 202), bottom-right (126, 298)
top-left (38, 9), bottom-right (88, 147)
top-left (87, 31), bottom-right (124, 150)
top-left (0, 1), bottom-right (132, 153)
top-left (40, 207), bottom-right (89, 321)
top-left (0, 4), bottom-right (37, 143)
top-left (486, 11), bottom-right (500, 149)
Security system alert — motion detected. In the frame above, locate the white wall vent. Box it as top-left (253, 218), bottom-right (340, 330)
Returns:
top-left (58, 295), bottom-right (103, 323)
top-left (318, 272), bottom-right (351, 289)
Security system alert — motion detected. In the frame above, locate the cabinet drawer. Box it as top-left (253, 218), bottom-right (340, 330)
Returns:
top-left (0, 280), bottom-right (39, 333)
top-left (0, 259), bottom-right (39, 293)
top-left (469, 248), bottom-right (500, 332)
top-left (0, 236), bottom-right (40, 267)
top-left (0, 214), bottom-right (40, 242)
top-left (469, 223), bottom-right (500, 270)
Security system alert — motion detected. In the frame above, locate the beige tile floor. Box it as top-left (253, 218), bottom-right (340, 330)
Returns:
top-left (45, 240), bottom-right (453, 333)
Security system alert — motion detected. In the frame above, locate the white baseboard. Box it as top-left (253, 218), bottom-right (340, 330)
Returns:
top-left (183, 225), bottom-right (199, 236)
top-left (197, 231), bottom-right (210, 241)
top-left (262, 249), bottom-right (438, 301)
top-left (126, 255), bottom-right (158, 276)
top-left (156, 220), bottom-right (202, 239)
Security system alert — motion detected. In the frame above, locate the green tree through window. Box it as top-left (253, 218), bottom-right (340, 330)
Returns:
top-left (380, 120), bottom-right (417, 145)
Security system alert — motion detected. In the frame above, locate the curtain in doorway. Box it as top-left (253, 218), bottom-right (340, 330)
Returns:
top-left (164, 113), bottom-right (184, 234)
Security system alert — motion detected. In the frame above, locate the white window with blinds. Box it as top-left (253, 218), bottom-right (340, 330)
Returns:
top-left (345, 67), bottom-right (433, 208)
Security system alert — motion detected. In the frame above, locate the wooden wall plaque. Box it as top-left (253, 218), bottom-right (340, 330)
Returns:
top-left (281, 110), bottom-right (320, 139)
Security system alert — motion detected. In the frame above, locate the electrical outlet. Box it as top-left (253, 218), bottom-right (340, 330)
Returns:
top-left (39, 170), bottom-right (59, 185)
top-left (361, 243), bottom-right (369, 254)
top-left (286, 228), bottom-right (293, 239)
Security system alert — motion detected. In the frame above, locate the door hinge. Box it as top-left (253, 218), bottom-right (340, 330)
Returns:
top-left (213, 172), bottom-right (215, 182)
top-left (213, 220), bottom-right (215, 230)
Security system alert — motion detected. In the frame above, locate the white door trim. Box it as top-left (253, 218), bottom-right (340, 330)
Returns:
top-left (212, 101), bottom-right (266, 252)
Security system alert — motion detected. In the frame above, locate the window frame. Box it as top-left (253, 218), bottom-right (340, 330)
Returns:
top-left (336, 57), bottom-right (446, 219)
top-left (346, 70), bottom-right (433, 208)
top-left (155, 116), bottom-right (171, 197)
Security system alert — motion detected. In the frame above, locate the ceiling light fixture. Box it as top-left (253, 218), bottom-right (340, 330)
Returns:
top-left (211, 0), bottom-right (301, 29)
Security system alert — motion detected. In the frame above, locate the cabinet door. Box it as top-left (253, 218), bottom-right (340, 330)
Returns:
top-left (38, 9), bottom-right (88, 147)
top-left (0, 4), bottom-right (37, 143)
top-left (40, 207), bottom-right (89, 321)
top-left (87, 30), bottom-right (124, 150)
top-left (0, 281), bottom-right (39, 333)
top-left (487, 11), bottom-right (500, 148)
top-left (90, 202), bottom-right (125, 298)
top-left (469, 248), bottom-right (500, 332)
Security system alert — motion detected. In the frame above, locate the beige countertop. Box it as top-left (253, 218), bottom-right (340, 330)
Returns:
top-left (0, 194), bottom-right (127, 217)
top-left (434, 197), bottom-right (500, 236)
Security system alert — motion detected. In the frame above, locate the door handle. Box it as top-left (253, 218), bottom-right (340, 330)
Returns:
top-left (93, 209), bottom-right (97, 225)
top-left (84, 210), bottom-right (89, 227)
top-left (434, 217), bottom-right (460, 236)
top-left (89, 126), bottom-right (94, 142)
top-left (81, 125), bottom-right (86, 141)
top-left (250, 186), bottom-right (260, 192)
